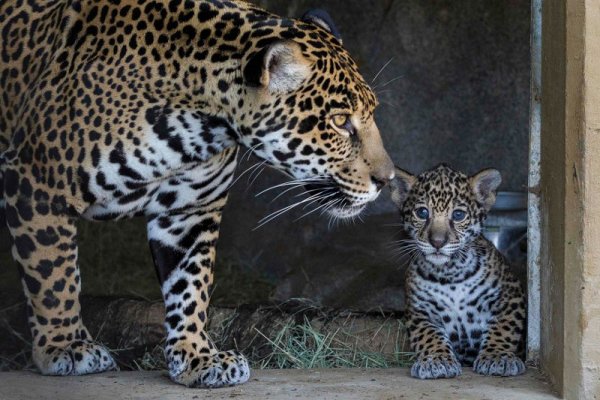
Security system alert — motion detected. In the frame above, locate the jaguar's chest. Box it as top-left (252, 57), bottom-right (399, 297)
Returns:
top-left (421, 279), bottom-right (493, 324)
top-left (412, 266), bottom-right (502, 363)
top-left (80, 108), bottom-right (239, 220)
top-left (82, 147), bottom-right (238, 220)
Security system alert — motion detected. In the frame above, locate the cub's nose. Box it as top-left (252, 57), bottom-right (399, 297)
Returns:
top-left (429, 233), bottom-right (448, 249)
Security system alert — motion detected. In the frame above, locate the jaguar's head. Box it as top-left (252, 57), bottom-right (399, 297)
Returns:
top-left (236, 9), bottom-right (394, 219)
top-left (389, 164), bottom-right (501, 266)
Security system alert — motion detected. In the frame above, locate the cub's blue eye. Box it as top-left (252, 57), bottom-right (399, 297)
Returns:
top-left (415, 207), bottom-right (429, 219)
top-left (452, 210), bottom-right (467, 221)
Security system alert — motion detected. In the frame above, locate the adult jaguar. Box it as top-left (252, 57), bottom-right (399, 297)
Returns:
top-left (0, 0), bottom-right (394, 388)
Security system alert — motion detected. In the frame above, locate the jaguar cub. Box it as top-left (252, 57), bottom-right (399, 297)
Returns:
top-left (390, 164), bottom-right (526, 379)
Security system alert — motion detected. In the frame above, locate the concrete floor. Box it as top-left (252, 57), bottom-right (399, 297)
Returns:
top-left (0, 368), bottom-right (557, 400)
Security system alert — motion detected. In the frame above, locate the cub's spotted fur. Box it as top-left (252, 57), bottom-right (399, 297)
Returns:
top-left (390, 164), bottom-right (526, 379)
top-left (0, 0), bottom-right (394, 387)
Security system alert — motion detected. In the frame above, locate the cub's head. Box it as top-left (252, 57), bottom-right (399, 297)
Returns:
top-left (389, 164), bottom-right (501, 265)
top-left (237, 9), bottom-right (394, 218)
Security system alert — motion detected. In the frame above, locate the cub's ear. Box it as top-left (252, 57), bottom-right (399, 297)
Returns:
top-left (389, 167), bottom-right (416, 208)
top-left (470, 168), bottom-right (502, 211)
top-left (243, 40), bottom-right (311, 94)
top-left (301, 9), bottom-right (342, 44)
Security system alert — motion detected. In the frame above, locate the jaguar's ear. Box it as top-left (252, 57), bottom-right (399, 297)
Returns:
top-left (470, 168), bottom-right (502, 211)
top-left (302, 9), bottom-right (342, 44)
top-left (389, 167), bottom-right (416, 208)
top-left (243, 40), bottom-right (311, 94)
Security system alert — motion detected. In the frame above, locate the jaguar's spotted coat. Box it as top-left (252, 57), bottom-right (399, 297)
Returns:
top-left (0, 0), bottom-right (394, 387)
top-left (390, 164), bottom-right (526, 379)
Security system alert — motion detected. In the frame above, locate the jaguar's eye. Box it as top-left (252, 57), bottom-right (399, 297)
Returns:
top-left (451, 209), bottom-right (467, 221)
top-left (330, 114), bottom-right (353, 137)
top-left (415, 207), bottom-right (429, 220)
top-left (332, 114), bottom-right (349, 128)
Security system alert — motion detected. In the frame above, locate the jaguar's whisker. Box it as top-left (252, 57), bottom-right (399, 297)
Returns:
top-left (294, 193), bottom-right (338, 221)
top-left (254, 176), bottom-right (329, 197)
top-left (371, 57), bottom-right (394, 83)
top-left (246, 163), bottom-right (267, 187)
top-left (228, 162), bottom-right (265, 190)
top-left (268, 185), bottom-right (303, 204)
top-left (254, 191), bottom-right (329, 229)
top-left (372, 74), bottom-right (405, 91)
top-left (240, 142), bottom-right (262, 162)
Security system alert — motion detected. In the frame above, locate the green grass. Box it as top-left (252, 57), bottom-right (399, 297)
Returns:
top-left (252, 316), bottom-right (413, 369)
top-left (122, 310), bottom-right (413, 372)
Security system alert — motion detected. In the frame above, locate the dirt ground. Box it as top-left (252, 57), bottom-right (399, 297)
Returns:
top-left (0, 368), bottom-right (557, 400)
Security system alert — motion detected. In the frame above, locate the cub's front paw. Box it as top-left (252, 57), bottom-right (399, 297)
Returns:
top-left (169, 349), bottom-right (250, 388)
top-left (473, 352), bottom-right (526, 376)
top-left (35, 340), bottom-right (117, 376)
top-left (411, 354), bottom-right (462, 379)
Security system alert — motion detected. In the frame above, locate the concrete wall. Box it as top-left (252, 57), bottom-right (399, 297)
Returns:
top-left (540, 0), bottom-right (600, 397)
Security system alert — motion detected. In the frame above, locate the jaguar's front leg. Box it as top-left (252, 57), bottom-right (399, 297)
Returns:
top-left (407, 311), bottom-right (462, 379)
top-left (473, 293), bottom-right (526, 377)
top-left (147, 206), bottom-right (249, 388)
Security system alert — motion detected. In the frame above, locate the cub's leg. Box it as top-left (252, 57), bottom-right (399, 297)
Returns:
top-left (473, 292), bottom-right (526, 376)
top-left (4, 171), bottom-right (116, 375)
top-left (407, 311), bottom-right (462, 379)
top-left (147, 206), bottom-right (249, 388)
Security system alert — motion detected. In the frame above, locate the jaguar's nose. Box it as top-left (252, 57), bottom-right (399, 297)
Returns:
top-left (370, 162), bottom-right (395, 191)
top-left (371, 175), bottom-right (389, 191)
